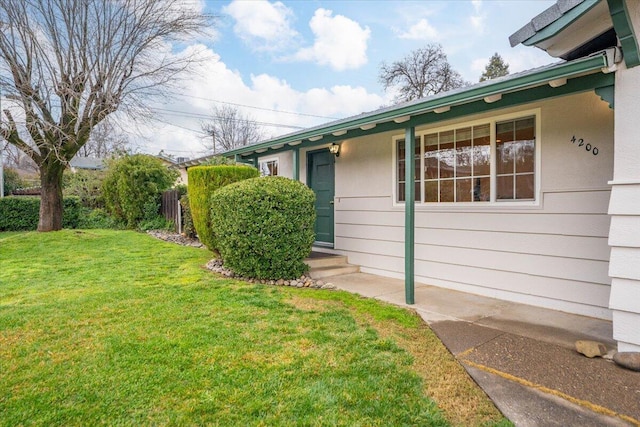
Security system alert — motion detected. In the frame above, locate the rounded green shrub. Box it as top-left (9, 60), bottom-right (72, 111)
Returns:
top-left (102, 154), bottom-right (178, 228)
top-left (210, 176), bottom-right (316, 280)
top-left (187, 165), bottom-right (259, 252)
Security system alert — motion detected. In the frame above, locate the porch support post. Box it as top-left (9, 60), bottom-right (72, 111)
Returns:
top-left (404, 126), bottom-right (415, 305)
top-left (234, 154), bottom-right (241, 163)
top-left (292, 148), bottom-right (300, 181)
top-left (252, 158), bottom-right (258, 168)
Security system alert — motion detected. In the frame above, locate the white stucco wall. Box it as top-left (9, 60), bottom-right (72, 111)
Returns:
top-left (255, 151), bottom-right (293, 178)
top-left (607, 0), bottom-right (640, 352)
top-left (329, 91), bottom-right (614, 319)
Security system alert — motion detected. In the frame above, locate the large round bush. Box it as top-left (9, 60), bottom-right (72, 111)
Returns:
top-left (187, 165), bottom-right (259, 253)
top-left (102, 154), bottom-right (178, 228)
top-left (211, 176), bottom-right (316, 279)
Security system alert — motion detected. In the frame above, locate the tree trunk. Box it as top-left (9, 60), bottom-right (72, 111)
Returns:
top-left (38, 162), bottom-right (65, 232)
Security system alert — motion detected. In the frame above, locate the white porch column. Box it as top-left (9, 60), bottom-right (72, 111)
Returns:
top-left (608, 0), bottom-right (640, 352)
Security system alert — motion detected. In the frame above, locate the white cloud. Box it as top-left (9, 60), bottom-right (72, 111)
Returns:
top-left (469, 0), bottom-right (485, 33)
top-left (501, 48), bottom-right (556, 74)
top-left (471, 0), bottom-right (482, 14)
top-left (395, 18), bottom-right (439, 41)
top-left (223, 0), bottom-right (298, 52)
top-left (293, 8), bottom-right (371, 71)
top-left (126, 44), bottom-right (384, 157)
top-left (470, 14), bottom-right (485, 32)
top-left (471, 56), bottom-right (489, 75)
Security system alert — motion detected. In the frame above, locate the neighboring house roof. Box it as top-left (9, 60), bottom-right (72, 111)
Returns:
top-left (217, 52), bottom-right (614, 162)
top-left (510, 0), bottom-right (639, 67)
top-left (69, 157), bottom-right (105, 170)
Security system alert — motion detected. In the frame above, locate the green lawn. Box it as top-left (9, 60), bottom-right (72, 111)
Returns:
top-left (0, 230), bottom-right (508, 426)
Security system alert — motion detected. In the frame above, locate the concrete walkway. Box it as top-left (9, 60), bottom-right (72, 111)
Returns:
top-left (328, 272), bottom-right (640, 427)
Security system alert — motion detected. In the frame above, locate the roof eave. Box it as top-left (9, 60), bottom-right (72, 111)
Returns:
top-left (222, 53), bottom-right (609, 158)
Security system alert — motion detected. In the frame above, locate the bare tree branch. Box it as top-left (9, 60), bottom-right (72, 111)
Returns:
top-left (0, 0), bottom-right (211, 230)
top-left (201, 105), bottom-right (264, 153)
top-left (379, 43), bottom-right (467, 104)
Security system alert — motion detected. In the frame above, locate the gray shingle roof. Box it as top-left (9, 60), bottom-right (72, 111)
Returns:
top-left (509, 0), bottom-right (587, 47)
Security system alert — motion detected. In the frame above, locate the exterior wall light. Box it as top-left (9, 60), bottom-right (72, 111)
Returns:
top-left (329, 143), bottom-right (341, 157)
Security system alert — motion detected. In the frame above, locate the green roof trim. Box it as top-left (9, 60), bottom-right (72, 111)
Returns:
top-left (220, 54), bottom-right (610, 159)
top-left (607, 0), bottom-right (640, 68)
top-left (522, 0), bottom-right (600, 46)
top-left (595, 84), bottom-right (615, 108)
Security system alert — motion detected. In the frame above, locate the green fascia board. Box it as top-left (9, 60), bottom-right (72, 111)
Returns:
top-left (224, 54), bottom-right (609, 159)
top-left (238, 72), bottom-right (614, 160)
top-left (522, 0), bottom-right (600, 46)
top-left (607, 0), bottom-right (640, 68)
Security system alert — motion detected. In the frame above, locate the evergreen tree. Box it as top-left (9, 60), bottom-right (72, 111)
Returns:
top-left (479, 53), bottom-right (510, 82)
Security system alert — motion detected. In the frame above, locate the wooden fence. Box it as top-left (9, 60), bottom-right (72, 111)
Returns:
top-left (161, 189), bottom-right (181, 233)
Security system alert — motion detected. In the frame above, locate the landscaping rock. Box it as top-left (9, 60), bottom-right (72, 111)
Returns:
top-left (147, 230), bottom-right (204, 248)
top-left (575, 340), bottom-right (608, 358)
top-left (155, 233), bottom-right (335, 292)
top-left (613, 352), bottom-right (640, 371)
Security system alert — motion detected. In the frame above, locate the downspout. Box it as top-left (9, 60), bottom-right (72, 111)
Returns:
top-left (404, 126), bottom-right (415, 305)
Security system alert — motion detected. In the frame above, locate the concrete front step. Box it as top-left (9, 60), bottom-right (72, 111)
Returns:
top-left (308, 264), bottom-right (360, 280)
top-left (305, 253), bottom-right (360, 279)
top-left (305, 255), bottom-right (348, 269)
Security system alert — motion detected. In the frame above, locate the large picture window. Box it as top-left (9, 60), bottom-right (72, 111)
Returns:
top-left (395, 113), bottom-right (537, 204)
top-left (424, 124), bottom-right (491, 203)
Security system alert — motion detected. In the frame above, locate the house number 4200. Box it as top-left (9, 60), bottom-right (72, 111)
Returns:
top-left (571, 135), bottom-right (598, 155)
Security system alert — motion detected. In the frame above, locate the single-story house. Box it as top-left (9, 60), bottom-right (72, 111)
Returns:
top-left (69, 156), bottom-right (106, 172)
top-left (183, 0), bottom-right (640, 353)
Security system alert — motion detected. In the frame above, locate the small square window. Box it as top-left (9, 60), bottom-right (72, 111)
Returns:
top-left (259, 159), bottom-right (278, 176)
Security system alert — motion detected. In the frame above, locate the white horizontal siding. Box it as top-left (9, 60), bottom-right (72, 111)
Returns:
top-left (609, 247), bottom-right (640, 280)
top-left (612, 310), bottom-right (640, 352)
top-left (608, 216), bottom-right (640, 247)
top-left (337, 237), bottom-right (609, 284)
top-left (333, 189), bottom-right (612, 317)
top-left (337, 210), bottom-right (611, 237)
top-left (609, 278), bottom-right (640, 313)
top-left (337, 224), bottom-right (609, 261)
top-left (541, 190), bottom-right (610, 214)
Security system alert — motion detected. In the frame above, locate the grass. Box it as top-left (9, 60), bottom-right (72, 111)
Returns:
top-left (0, 230), bottom-right (509, 426)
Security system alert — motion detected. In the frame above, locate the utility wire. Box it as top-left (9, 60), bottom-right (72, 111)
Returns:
top-left (152, 107), bottom-right (306, 130)
top-left (166, 92), bottom-right (341, 120)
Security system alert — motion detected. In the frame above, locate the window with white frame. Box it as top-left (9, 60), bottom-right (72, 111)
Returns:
top-left (259, 159), bottom-right (279, 176)
top-left (395, 114), bottom-right (537, 203)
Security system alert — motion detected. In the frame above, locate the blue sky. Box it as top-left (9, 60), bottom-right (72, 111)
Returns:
top-left (139, 0), bottom-right (557, 158)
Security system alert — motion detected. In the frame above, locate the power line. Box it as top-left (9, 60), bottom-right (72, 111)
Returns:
top-left (167, 92), bottom-right (341, 120)
top-left (152, 107), bottom-right (306, 130)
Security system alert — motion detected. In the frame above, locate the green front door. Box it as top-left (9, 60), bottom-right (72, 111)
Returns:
top-left (308, 149), bottom-right (335, 247)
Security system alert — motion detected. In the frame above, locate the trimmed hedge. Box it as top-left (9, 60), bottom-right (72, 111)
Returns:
top-left (187, 165), bottom-right (259, 252)
top-left (0, 196), bottom-right (82, 231)
top-left (211, 176), bottom-right (316, 279)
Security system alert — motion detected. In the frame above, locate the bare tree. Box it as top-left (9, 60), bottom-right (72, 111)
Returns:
top-left (0, 0), bottom-right (209, 231)
top-left (379, 43), bottom-right (466, 103)
top-left (77, 118), bottom-right (132, 158)
top-left (201, 105), bottom-right (263, 153)
top-left (0, 142), bottom-right (38, 172)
